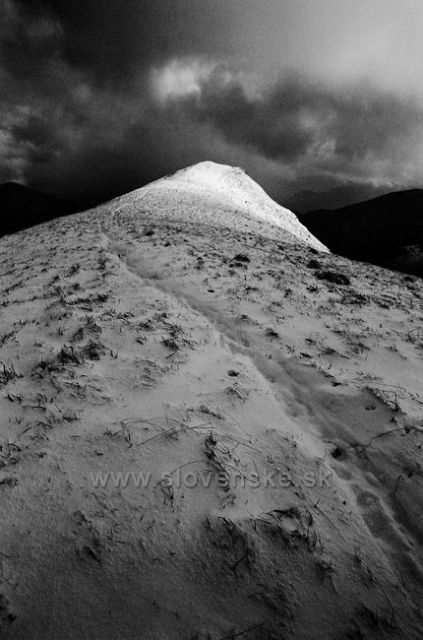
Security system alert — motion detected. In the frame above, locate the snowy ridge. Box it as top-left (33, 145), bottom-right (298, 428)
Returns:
top-left (110, 161), bottom-right (328, 252)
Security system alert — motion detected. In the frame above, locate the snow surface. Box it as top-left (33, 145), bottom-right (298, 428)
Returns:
top-left (0, 163), bottom-right (422, 639)
top-left (110, 161), bottom-right (328, 252)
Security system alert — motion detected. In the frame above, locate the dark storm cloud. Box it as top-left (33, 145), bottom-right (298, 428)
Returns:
top-left (164, 70), bottom-right (423, 170)
top-left (23, 110), bottom-right (215, 203)
top-left (4, 0), bottom-right (236, 90)
top-left (0, 0), bottom-right (239, 199)
top-left (1, 0), bottom-right (423, 205)
top-left (191, 75), bottom-right (313, 160)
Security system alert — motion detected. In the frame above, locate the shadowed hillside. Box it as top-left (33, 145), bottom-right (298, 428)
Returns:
top-left (0, 182), bottom-right (80, 238)
top-left (301, 189), bottom-right (423, 276)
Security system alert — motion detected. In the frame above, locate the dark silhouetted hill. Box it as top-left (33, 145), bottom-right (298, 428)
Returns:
top-left (285, 184), bottom-right (391, 214)
top-left (301, 189), bottom-right (423, 276)
top-left (0, 182), bottom-right (82, 238)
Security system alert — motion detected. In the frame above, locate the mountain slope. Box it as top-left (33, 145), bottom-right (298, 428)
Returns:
top-left (0, 164), bottom-right (422, 639)
top-left (301, 189), bottom-right (423, 275)
top-left (113, 161), bottom-right (328, 252)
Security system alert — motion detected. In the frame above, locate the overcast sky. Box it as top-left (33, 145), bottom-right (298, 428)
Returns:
top-left (2, 0), bottom-right (423, 207)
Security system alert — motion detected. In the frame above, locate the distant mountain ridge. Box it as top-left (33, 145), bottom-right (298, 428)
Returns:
top-left (300, 189), bottom-right (423, 276)
top-left (0, 182), bottom-right (79, 238)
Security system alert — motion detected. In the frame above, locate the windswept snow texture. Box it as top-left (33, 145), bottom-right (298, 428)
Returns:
top-left (112, 161), bottom-right (328, 252)
top-left (1, 162), bottom-right (423, 639)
